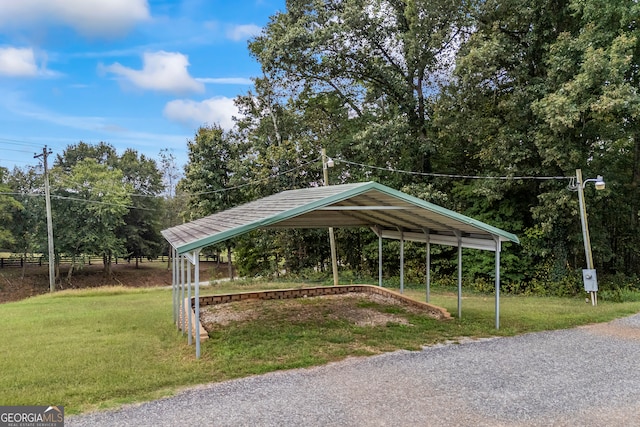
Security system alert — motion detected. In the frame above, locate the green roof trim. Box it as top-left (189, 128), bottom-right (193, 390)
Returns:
top-left (365, 182), bottom-right (520, 244)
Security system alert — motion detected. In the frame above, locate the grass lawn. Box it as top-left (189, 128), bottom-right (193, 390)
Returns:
top-left (1, 284), bottom-right (639, 415)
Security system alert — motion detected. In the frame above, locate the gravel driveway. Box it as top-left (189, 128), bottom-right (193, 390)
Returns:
top-left (68, 314), bottom-right (640, 427)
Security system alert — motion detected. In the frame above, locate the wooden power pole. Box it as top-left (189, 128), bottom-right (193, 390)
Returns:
top-left (322, 148), bottom-right (339, 286)
top-left (34, 146), bottom-right (55, 292)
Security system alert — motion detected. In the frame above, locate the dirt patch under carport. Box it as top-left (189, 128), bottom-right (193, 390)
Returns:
top-left (200, 292), bottom-right (434, 331)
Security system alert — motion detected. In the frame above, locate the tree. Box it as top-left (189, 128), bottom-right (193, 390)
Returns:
top-left (431, 0), bottom-right (582, 284)
top-left (54, 141), bottom-right (118, 172)
top-left (51, 158), bottom-right (132, 281)
top-left (7, 166), bottom-right (44, 278)
top-left (159, 148), bottom-right (181, 199)
top-left (117, 149), bottom-right (164, 267)
top-left (532, 0), bottom-right (640, 274)
top-left (180, 125), bottom-right (245, 278)
top-left (250, 0), bottom-right (470, 176)
top-left (241, 0), bottom-right (477, 277)
top-left (158, 148), bottom-right (188, 267)
top-left (0, 167), bottom-right (22, 249)
top-left (52, 142), bottom-right (166, 277)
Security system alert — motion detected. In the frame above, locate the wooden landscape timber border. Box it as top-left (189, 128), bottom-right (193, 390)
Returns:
top-left (179, 298), bottom-right (209, 343)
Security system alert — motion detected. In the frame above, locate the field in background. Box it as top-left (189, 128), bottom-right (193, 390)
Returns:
top-left (0, 259), bottom-right (228, 303)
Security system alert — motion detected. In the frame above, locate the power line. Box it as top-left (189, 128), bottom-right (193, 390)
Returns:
top-left (1, 147), bottom-right (34, 154)
top-left (0, 158), bottom-right (34, 164)
top-left (50, 194), bottom-right (156, 211)
top-left (0, 192), bottom-right (156, 211)
top-left (185, 157), bottom-right (321, 196)
top-left (0, 139), bottom-right (42, 148)
top-left (336, 158), bottom-right (573, 181)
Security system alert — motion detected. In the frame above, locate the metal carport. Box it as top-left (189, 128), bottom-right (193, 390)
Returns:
top-left (161, 181), bottom-right (519, 358)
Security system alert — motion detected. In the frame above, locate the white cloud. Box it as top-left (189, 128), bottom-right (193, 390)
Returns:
top-left (163, 97), bottom-right (239, 130)
top-left (226, 24), bottom-right (262, 41)
top-left (0, 0), bottom-right (150, 38)
top-left (0, 47), bottom-right (58, 78)
top-left (0, 47), bottom-right (38, 77)
top-left (196, 77), bottom-right (253, 85)
top-left (103, 51), bottom-right (204, 95)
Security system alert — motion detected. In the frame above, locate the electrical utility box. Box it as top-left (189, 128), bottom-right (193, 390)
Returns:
top-left (582, 269), bottom-right (598, 292)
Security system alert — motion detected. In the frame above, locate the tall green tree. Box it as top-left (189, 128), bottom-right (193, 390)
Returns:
top-left (181, 125), bottom-right (237, 218)
top-left (250, 0), bottom-right (470, 178)
top-left (117, 149), bottom-right (164, 267)
top-left (180, 125), bottom-right (245, 278)
top-left (51, 158), bottom-right (132, 280)
top-left (0, 167), bottom-right (22, 249)
top-left (7, 166), bottom-right (44, 278)
top-left (54, 141), bottom-right (118, 172)
top-left (53, 142), bottom-right (166, 275)
top-left (432, 0), bottom-right (581, 283)
top-left (235, 76), bottom-right (319, 196)
top-left (241, 0), bottom-right (477, 277)
top-left (158, 148), bottom-right (188, 266)
top-left (532, 0), bottom-right (640, 274)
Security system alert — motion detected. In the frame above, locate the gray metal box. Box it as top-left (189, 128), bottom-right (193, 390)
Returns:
top-left (582, 269), bottom-right (598, 292)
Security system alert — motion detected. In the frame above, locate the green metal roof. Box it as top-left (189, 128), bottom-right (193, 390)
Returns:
top-left (162, 181), bottom-right (520, 254)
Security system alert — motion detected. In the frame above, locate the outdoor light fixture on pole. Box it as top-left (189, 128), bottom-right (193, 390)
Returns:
top-left (322, 149), bottom-right (339, 286)
top-left (574, 169), bottom-right (605, 306)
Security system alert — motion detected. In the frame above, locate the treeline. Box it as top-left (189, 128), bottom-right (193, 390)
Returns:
top-left (0, 142), bottom-right (187, 283)
top-left (1, 0), bottom-right (639, 294)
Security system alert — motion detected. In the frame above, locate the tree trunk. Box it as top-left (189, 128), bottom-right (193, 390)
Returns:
top-left (67, 257), bottom-right (75, 285)
top-left (227, 245), bottom-right (233, 281)
top-left (55, 255), bottom-right (60, 284)
top-left (21, 251), bottom-right (27, 280)
top-left (103, 252), bottom-right (112, 280)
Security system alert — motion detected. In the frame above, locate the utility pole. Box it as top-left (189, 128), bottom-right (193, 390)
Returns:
top-left (575, 169), bottom-right (605, 306)
top-left (34, 146), bottom-right (55, 292)
top-left (322, 148), bottom-right (339, 286)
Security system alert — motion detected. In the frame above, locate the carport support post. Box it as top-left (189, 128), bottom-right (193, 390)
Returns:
top-left (423, 229), bottom-right (431, 303)
top-left (187, 257), bottom-right (192, 346)
top-left (169, 246), bottom-right (177, 323)
top-left (171, 249), bottom-right (180, 326)
top-left (495, 238), bottom-right (501, 330)
top-left (180, 255), bottom-right (186, 334)
top-left (455, 231), bottom-right (462, 319)
top-left (178, 253), bottom-right (183, 331)
top-left (378, 233), bottom-right (383, 287)
top-left (195, 249), bottom-right (201, 359)
top-left (399, 229), bottom-right (405, 294)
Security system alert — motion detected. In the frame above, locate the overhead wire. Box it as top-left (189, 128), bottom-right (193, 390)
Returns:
top-left (335, 158), bottom-right (574, 181)
top-left (185, 157), bottom-right (321, 197)
top-left (0, 157), bottom-right (322, 210)
top-left (1, 147), bottom-right (34, 154)
top-left (49, 194), bottom-right (156, 211)
top-left (2, 154), bottom-right (574, 212)
top-left (0, 191), bottom-right (155, 211)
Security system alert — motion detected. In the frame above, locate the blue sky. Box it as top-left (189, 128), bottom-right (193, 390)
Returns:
top-left (0, 0), bottom-right (285, 172)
